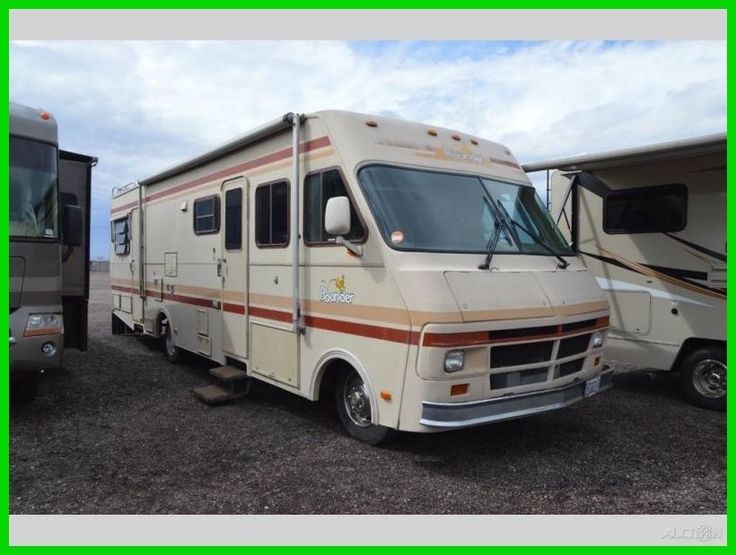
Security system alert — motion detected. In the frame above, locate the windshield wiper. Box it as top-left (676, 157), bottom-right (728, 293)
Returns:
top-left (495, 202), bottom-right (570, 269)
top-left (478, 196), bottom-right (510, 270)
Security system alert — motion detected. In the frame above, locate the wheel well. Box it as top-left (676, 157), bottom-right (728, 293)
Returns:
top-left (316, 358), bottom-right (354, 401)
top-left (671, 337), bottom-right (725, 372)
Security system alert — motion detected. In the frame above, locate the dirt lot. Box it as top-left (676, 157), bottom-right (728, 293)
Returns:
top-left (10, 272), bottom-right (726, 514)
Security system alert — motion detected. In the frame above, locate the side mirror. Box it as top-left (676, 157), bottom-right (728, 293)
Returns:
top-left (62, 204), bottom-right (83, 247)
top-left (325, 196), bottom-right (351, 236)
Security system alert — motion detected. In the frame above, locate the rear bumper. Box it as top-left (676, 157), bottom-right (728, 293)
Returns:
top-left (420, 367), bottom-right (614, 428)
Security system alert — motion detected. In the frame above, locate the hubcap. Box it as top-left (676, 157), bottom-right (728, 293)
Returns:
top-left (343, 373), bottom-right (372, 427)
top-left (165, 327), bottom-right (176, 356)
top-left (692, 359), bottom-right (726, 398)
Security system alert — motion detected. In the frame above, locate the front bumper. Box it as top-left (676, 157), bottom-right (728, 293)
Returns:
top-left (420, 367), bottom-right (613, 428)
top-left (10, 306), bottom-right (64, 376)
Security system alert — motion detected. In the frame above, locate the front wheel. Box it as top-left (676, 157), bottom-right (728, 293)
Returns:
top-left (335, 369), bottom-right (394, 445)
top-left (678, 345), bottom-right (725, 411)
top-left (162, 318), bottom-right (183, 364)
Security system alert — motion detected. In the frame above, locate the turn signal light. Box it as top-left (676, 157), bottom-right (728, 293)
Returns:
top-left (380, 390), bottom-right (392, 401)
top-left (450, 383), bottom-right (469, 396)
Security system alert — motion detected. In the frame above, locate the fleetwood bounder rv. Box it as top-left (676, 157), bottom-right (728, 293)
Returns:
top-left (110, 110), bottom-right (611, 443)
top-left (10, 102), bottom-right (95, 402)
top-left (524, 133), bottom-right (726, 411)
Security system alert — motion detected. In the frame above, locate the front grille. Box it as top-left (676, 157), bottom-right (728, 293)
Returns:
top-left (557, 333), bottom-right (592, 359)
top-left (490, 341), bottom-right (554, 368)
top-left (556, 358), bottom-right (584, 378)
top-left (561, 318), bottom-right (598, 333)
top-left (491, 367), bottom-right (549, 390)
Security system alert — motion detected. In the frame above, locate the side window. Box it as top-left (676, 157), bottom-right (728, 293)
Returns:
top-left (604, 184), bottom-right (687, 234)
top-left (225, 188), bottom-right (242, 250)
top-left (304, 169), bottom-right (365, 244)
top-left (193, 195), bottom-right (221, 235)
top-left (111, 216), bottom-right (130, 256)
top-left (255, 181), bottom-right (289, 247)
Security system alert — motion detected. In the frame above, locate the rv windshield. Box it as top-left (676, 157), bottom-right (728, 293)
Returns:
top-left (10, 136), bottom-right (59, 239)
top-left (358, 165), bottom-right (574, 256)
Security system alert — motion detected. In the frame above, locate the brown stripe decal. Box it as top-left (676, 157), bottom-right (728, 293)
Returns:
top-left (304, 314), bottom-right (419, 345)
top-left (111, 136), bottom-right (331, 216)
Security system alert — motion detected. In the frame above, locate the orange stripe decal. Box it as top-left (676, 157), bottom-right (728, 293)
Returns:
top-left (111, 136), bottom-right (332, 216)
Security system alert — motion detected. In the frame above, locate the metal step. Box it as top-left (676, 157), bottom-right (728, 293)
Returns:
top-left (193, 384), bottom-right (239, 405)
top-left (209, 365), bottom-right (249, 382)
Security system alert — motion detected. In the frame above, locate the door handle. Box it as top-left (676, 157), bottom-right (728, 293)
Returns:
top-left (217, 258), bottom-right (226, 277)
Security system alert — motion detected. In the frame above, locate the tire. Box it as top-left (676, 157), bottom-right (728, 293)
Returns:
top-left (11, 371), bottom-right (40, 404)
top-left (161, 318), bottom-right (183, 364)
top-left (678, 345), bottom-right (725, 411)
top-left (335, 368), bottom-right (395, 445)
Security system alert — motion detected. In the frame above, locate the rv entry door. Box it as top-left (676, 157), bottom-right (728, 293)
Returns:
top-left (220, 177), bottom-right (249, 360)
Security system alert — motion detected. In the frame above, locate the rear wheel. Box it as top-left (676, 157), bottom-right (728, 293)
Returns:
top-left (11, 371), bottom-right (40, 404)
top-left (678, 345), bottom-right (725, 411)
top-left (161, 318), bottom-right (183, 364)
top-left (335, 368), bottom-right (394, 445)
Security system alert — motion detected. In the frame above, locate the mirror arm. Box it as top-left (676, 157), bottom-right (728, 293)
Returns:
top-left (335, 236), bottom-right (363, 257)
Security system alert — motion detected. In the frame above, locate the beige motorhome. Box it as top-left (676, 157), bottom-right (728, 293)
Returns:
top-left (110, 110), bottom-right (611, 443)
top-left (524, 133), bottom-right (726, 411)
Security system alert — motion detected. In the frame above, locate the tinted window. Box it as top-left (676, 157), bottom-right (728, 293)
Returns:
top-left (604, 185), bottom-right (687, 234)
top-left (112, 216), bottom-right (130, 256)
top-left (255, 181), bottom-right (289, 247)
top-left (304, 169), bottom-right (364, 244)
top-left (225, 188), bottom-right (242, 250)
top-left (193, 196), bottom-right (220, 235)
top-left (10, 136), bottom-right (58, 239)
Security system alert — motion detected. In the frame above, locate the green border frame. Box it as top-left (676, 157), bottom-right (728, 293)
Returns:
top-left (3, 4), bottom-right (731, 551)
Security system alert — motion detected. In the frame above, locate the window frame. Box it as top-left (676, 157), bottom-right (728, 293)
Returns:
top-left (254, 179), bottom-right (291, 249)
top-left (111, 214), bottom-right (131, 256)
top-left (602, 183), bottom-right (688, 235)
top-left (303, 166), bottom-right (368, 247)
top-left (224, 186), bottom-right (243, 251)
top-left (192, 194), bottom-right (221, 236)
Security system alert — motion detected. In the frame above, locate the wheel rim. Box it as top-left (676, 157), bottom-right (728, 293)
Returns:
top-left (691, 359), bottom-right (726, 398)
top-left (165, 327), bottom-right (176, 357)
top-left (343, 373), bottom-right (372, 427)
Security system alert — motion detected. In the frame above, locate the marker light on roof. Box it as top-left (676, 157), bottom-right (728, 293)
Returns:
top-left (451, 134), bottom-right (461, 141)
top-left (470, 139), bottom-right (479, 146)
top-left (427, 129), bottom-right (438, 137)
top-left (40, 111), bottom-right (51, 121)
top-left (365, 120), bottom-right (378, 127)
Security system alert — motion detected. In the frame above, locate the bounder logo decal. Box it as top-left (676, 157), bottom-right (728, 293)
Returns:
top-left (319, 274), bottom-right (355, 304)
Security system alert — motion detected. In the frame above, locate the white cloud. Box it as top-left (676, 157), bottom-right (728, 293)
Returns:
top-left (9, 40), bottom-right (726, 258)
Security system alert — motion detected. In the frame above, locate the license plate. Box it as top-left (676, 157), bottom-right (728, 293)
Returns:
top-left (584, 376), bottom-right (601, 398)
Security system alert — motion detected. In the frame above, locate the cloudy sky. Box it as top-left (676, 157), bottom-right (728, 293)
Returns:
top-left (9, 40), bottom-right (726, 259)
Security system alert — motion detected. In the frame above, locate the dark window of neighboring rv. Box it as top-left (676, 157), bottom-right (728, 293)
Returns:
top-left (304, 169), bottom-right (365, 244)
top-left (111, 216), bottom-right (130, 256)
top-left (603, 184), bottom-right (687, 234)
top-left (225, 188), bottom-right (242, 250)
top-left (193, 196), bottom-right (220, 235)
top-left (255, 181), bottom-right (289, 247)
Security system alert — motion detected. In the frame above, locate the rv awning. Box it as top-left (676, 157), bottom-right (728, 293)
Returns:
top-left (522, 132), bottom-right (726, 172)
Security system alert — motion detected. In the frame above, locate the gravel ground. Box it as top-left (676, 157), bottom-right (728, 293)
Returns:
top-left (10, 272), bottom-right (726, 514)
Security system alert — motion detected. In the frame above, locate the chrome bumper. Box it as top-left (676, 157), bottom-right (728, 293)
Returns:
top-left (420, 368), bottom-right (614, 428)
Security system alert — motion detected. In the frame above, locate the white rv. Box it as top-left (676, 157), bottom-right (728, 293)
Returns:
top-left (110, 111), bottom-right (611, 443)
top-left (524, 133), bottom-right (726, 411)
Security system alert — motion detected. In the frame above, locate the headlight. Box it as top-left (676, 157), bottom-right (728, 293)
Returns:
top-left (444, 350), bottom-right (465, 373)
top-left (24, 313), bottom-right (64, 337)
top-left (591, 331), bottom-right (604, 348)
